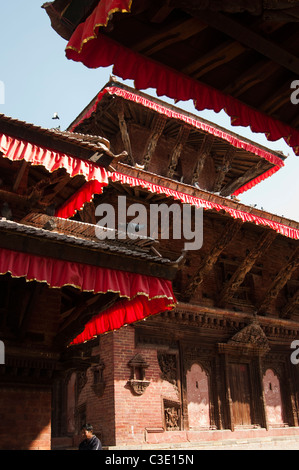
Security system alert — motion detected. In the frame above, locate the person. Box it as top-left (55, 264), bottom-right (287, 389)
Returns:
top-left (78, 423), bottom-right (102, 450)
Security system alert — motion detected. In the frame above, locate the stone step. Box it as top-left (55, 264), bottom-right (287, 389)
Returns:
top-left (105, 435), bottom-right (299, 451)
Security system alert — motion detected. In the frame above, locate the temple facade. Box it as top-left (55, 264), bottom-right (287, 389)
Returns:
top-left (1, 0), bottom-right (299, 451)
top-left (51, 81), bottom-right (299, 449)
top-left (1, 77), bottom-right (299, 449)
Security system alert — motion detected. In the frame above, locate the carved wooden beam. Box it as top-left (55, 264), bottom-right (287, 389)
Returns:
top-left (184, 219), bottom-right (242, 301)
top-left (135, 17), bottom-right (207, 55)
top-left (182, 40), bottom-right (246, 78)
top-left (214, 147), bottom-right (236, 193)
top-left (27, 171), bottom-right (71, 207)
top-left (281, 288), bottom-right (299, 319)
top-left (17, 282), bottom-right (44, 339)
top-left (258, 246), bottom-right (299, 315)
top-left (13, 161), bottom-right (29, 194)
top-left (79, 201), bottom-right (97, 224)
top-left (117, 100), bottom-right (134, 165)
top-left (191, 135), bottom-right (214, 185)
top-left (149, 4), bottom-right (174, 23)
top-left (260, 81), bottom-right (293, 115)
top-left (167, 125), bottom-right (190, 178)
top-left (217, 230), bottom-right (277, 306)
top-left (223, 60), bottom-right (280, 98)
top-left (181, 10), bottom-right (299, 75)
top-left (220, 160), bottom-right (269, 197)
top-left (168, 0), bottom-right (299, 16)
top-left (143, 115), bottom-right (167, 170)
top-left (56, 292), bottom-right (119, 347)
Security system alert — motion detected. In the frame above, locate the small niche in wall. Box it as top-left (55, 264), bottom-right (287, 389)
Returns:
top-left (127, 354), bottom-right (150, 395)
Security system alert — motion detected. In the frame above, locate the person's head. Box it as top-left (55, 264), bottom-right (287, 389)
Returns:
top-left (81, 423), bottom-right (94, 440)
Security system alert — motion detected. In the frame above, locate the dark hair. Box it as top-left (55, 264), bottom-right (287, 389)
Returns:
top-left (81, 423), bottom-right (93, 432)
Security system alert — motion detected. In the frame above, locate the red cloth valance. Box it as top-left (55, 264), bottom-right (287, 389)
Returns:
top-left (66, 6), bottom-right (299, 157)
top-left (55, 170), bottom-right (299, 240)
top-left (0, 247), bottom-right (176, 343)
top-left (0, 133), bottom-right (109, 185)
top-left (65, 0), bottom-right (132, 55)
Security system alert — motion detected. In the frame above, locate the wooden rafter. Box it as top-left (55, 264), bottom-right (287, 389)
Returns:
top-left (223, 60), bottom-right (280, 98)
top-left (281, 288), bottom-right (299, 319)
top-left (167, 125), bottom-right (190, 178)
top-left (214, 147), bottom-right (236, 193)
top-left (134, 17), bottom-right (207, 56)
top-left (258, 246), bottom-right (299, 315)
top-left (13, 161), bottom-right (29, 194)
top-left (191, 135), bottom-right (214, 185)
top-left (184, 219), bottom-right (242, 301)
top-left (184, 10), bottom-right (299, 75)
top-left (220, 160), bottom-right (269, 197)
top-left (142, 115), bottom-right (167, 170)
top-left (217, 230), bottom-right (276, 306)
top-left (117, 100), bottom-right (134, 165)
top-left (260, 81), bottom-right (294, 115)
top-left (17, 283), bottom-right (44, 339)
top-left (182, 40), bottom-right (246, 78)
top-left (56, 292), bottom-right (119, 347)
top-left (79, 201), bottom-right (97, 224)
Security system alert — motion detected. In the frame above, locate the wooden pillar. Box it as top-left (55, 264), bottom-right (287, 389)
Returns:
top-left (256, 356), bottom-right (269, 430)
top-left (178, 341), bottom-right (189, 431)
top-left (222, 353), bottom-right (234, 431)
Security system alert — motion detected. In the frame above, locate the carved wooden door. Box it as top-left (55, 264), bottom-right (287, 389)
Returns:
top-left (228, 363), bottom-right (252, 426)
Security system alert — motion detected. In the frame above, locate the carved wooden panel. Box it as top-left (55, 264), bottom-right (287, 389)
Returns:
top-left (158, 352), bottom-right (178, 389)
top-left (163, 399), bottom-right (181, 431)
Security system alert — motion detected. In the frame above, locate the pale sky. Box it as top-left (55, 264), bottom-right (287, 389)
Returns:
top-left (1, 1), bottom-right (299, 222)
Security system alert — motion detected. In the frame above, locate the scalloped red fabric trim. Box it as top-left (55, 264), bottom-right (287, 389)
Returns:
top-left (0, 246), bottom-right (176, 343)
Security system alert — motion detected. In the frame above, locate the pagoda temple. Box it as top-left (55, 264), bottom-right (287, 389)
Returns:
top-left (53, 80), bottom-right (299, 449)
top-left (0, 0), bottom-right (298, 450)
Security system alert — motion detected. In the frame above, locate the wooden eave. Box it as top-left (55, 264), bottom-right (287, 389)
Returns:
top-left (0, 114), bottom-right (111, 162)
top-left (70, 81), bottom-right (286, 196)
top-left (0, 214), bottom-right (178, 280)
top-left (0, 114), bottom-right (127, 223)
top-left (110, 161), bottom-right (299, 235)
top-left (47, 0), bottom-right (299, 137)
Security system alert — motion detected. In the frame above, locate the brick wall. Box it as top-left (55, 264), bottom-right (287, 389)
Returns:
top-left (112, 326), bottom-right (179, 446)
top-left (76, 333), bottom-right (116, 446)
top-left (0, 386), bottom-right (51, 450)
top-left (75, 325), bottom-right (180, 446)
